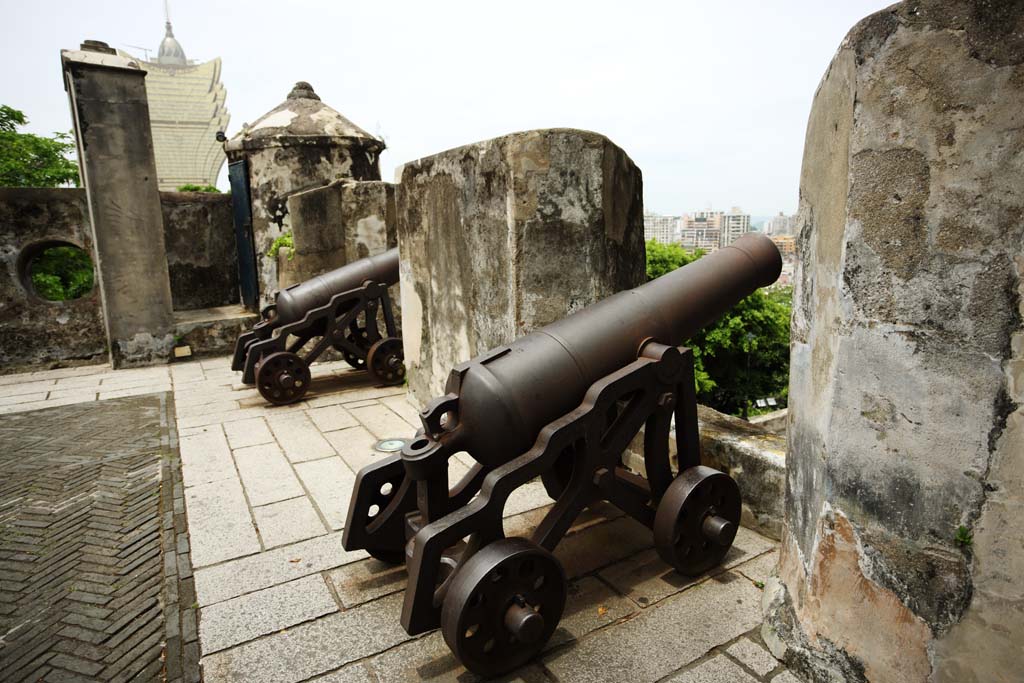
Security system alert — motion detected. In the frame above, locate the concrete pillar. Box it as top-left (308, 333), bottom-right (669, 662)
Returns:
top-left (397, 128), bottom-right (646, 407)
top-left (280, 179), bottom-right (396, 288)
top-left (61, 40), bottom-right (175, 367)
top-left (224, 82), bottom-right (385, 306)
top-left (763, 3), bottom-right (1024, 682)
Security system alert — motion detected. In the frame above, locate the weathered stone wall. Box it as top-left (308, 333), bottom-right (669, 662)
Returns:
top-left (397, 128), bottom-right (646, 405)
top-left (0, 188), bottom-right (107, 372)
top-left (160, 191), bottom-right (238, 310)
top-left (280, 179), bottom-right (397, 288)
top-left (764, 3), bottom-right (1024, 682)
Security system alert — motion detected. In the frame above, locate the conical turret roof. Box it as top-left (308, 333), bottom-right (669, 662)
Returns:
top-left (225, 82), bottom-right (383, 152)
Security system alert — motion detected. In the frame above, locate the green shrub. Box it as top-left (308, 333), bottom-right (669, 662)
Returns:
top-left (177, 183), bottom-right (221, 193)
top-left (30, 245), bottom-right (94, 301)
top-left (267, 232), bottom-right (294, 260)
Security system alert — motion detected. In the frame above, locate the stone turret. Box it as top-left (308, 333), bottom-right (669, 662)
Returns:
top-left (225, 82), bottom-right (385, 305)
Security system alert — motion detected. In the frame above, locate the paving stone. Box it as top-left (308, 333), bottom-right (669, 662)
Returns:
top-left (553, 516), bottom-right (655, 579)
top-left (368, 631), bottom-right (549, 683)
top-left (0, 378), bottom-right (57, 395)
top-left (194, 532), bottom-right (367, 606)
top-left (295, 457), bottom-right (356, 530)
top-left (198, 575), bottom-right (338, 654)
top-left (347, 403), bottom-right (415, 440)
top-left (178, 428), bottom-right (236, 489)
top-left (325, 425), bottom-right (391, 474)
top-left (308, 405), bottom-right (359, 433)
top-left (175, 400), bottom-right (241, 420)
top-left (503, 501), bottom-right (623, 539)
top-left (379, 394), bottom-right (422, 428)
top-left (310, 662), bottom-right (377, 683)
top-left (201, 593), bottom-right (414, 683)
top-left (726, 637), bottom-right (780, 678)
top-left (543, 570), bottom-right (764, 683)
top-left (233, 442), bottom-right (306, 507)
top-left (666, 655), bottom-right (761, 683)
top-left (98, 384), bottom-right (172, 400)
top-left (547, 576), bottom-right (637, 649)
top-left (325, 557), bottom-right (408, 608)
top-left (598, 527), bottom-right (776, 608)
top-left (222, 416), bottom-right (275, 449)
top-left (268, 412), bottom-right (336, 462)
top-left (253, 497), bottom-right (327, 549)
top-left (44, 389), bottom-right (99, 402)
top-left (0, 392), bottom-right (48, 405)
top-left (504, 480), bottom-right (554, 518)
top-left (184, 478), bottom-right (260, 568)
top-left (735, 548), bottom-right (778, 586)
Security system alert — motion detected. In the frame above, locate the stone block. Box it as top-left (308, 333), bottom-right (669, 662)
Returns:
top-left (222, 417), bottom-right (274, 449)
top-left (198, 574), bottom-right (337, 654)
top-left (666, 655), bottom-right (760, 683)
top-left (294, 457), bottom-right (356, 530)
top-left (184, 478), bottom-right (260, 567)
top-left (253, 496), bottom-right (327, 549)
top-left (726, 638), bottom-right (780, 678)
top-left (368, 631), bottom-right (549, 683)
top-left (267, 412), bottom-right (336, 462)
top-left (161, 192), bottom-right (238, 310)
top-left (178, 428), bottom-right (236, 489)
top-left (396, 128), bottom-right (645, 405)
top-left (326, 557), bottom-right (407, 608)
top-left (194, 531), bottom-right (366, 606)
top-left (233, 442), bottom-right (305, 506)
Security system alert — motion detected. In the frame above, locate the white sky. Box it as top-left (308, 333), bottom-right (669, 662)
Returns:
top-left (1, 0), bottom-right (892, 216)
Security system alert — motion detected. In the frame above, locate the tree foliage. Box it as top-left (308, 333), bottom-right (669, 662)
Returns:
top-left (30, 246), bottom-right (94, 301)
top-left (0, 106), bottom-right (79, 188)
top-left (645, 240), bottom-right (791, 417)
top-left (177, 183), bottom-right (221, 193)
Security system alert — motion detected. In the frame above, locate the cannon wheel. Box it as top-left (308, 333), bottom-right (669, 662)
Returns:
top-left (366, 337), bottom-right (406, 386)
top-left (441, 538), bottom-right (566, 677)
top-left (256, 351), bottom-right (312, 406)
top-left (653, 465), bottom-right (740, 576)
top-left (335, 326), bottom-right (372, 371)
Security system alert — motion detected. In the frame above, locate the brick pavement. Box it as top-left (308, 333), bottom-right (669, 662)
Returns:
top-left (0, 357), bottom-right (796, 683)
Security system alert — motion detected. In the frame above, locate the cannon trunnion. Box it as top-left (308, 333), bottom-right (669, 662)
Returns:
top-left (343, 234), bottom-right (782, 677)
top-left (231, 248), bottom-right (404, 405)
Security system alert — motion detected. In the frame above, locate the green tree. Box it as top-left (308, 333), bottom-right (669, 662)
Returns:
top-left (177, 183), bottom-right (221, 193)
top-left (0, 106), bottom-right (79, 187)
top-left (30, 245), bottom-right (94, 301)
top-left (645, 240), bottom-right (791, 417)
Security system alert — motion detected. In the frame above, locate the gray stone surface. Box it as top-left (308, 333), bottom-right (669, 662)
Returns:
top-left (308, 404), bottom-right (359, 433)
top-left (544, 569), bottom-right (763, 683)
top-left (666, 656), bottom-right (760, 683)
top-left (0, 188), bottom-right (107, 372)
top-left (253, 496), bottom-right (328, 549)
top-left (224, 416), bottom-right (275, 449)
top-left (311, 663), bottom-right (377, 683)
top-left (233, 442), bottom-right (306, 506)
top-left (161, 191), bottom-right (238, 310)
top-left (198, 575), bottom-right (338, 654)
top-left (396, 128), bottom-right (646, 405)
top-left (201, 593), bottom-right (413, 683)
top-left (194, 531), bottom-right (366, 606)
top-left (326, 557), bottom-right (408, 608)
top-left (268, 412), bottom-right (337, 462)
top-left (294, 456), bottom-right (356, 529)
top-left (547, 576), bottom-right (636, 649)
top-left (369, 631), bottom-right (550, 683)
top-left (770, 4), bottom-right (1024, 683)
top-left (185, 477), bottom-right (261, 567)
top-left (726, 638), bottom-right (780, 678)
top-left (61, 42), bottom-right (174, 367)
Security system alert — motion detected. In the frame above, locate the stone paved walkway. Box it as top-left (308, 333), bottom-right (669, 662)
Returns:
top-left (0, 357), bottom-right (794, 683)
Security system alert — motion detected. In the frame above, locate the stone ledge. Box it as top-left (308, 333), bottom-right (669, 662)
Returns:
top-left (625, 405), bottom-right (785, 540)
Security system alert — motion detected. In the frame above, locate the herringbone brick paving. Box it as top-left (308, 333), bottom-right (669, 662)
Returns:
top-left (0, 393), bottom-right (196, 682)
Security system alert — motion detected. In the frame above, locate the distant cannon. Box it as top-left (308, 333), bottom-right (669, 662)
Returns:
top-left (342, 234), bottom-right (782, 676)
top-left (232, 248), bottom-right (404, 405)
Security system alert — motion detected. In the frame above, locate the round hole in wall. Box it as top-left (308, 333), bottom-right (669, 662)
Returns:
top-left (19, 241), bottom-right (95, 302)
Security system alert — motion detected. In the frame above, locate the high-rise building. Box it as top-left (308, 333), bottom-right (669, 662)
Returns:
top-left (680, 211), bottom-right (723, 252)
top-left (128, 18), bottom-right (229, 191)
top-left (765, 211), bottom-right (798, 236)
top-left (720, 207), bottom-right (751, 247)
top-left (643, 213), bottom-right (682, 244)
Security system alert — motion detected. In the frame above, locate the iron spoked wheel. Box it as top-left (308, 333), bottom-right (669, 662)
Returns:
top-left (366, 337), bottom-right (405, 386)
top-left (255, 351), bottom-right (311, 406)
top-left (441, 538), bottom-right (567, 677)
top-left (653, 465), bottom-right (741, 576)
top-left (335, 326), bottom-right (372, 370)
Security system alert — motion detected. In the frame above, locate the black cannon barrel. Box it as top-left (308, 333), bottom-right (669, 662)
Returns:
top-left (440, 233), bottom-right (782, 469)
top-left (274, 248), bottom-right (399, 325)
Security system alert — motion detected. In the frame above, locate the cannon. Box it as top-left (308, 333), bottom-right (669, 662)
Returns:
top-left (342, 234), bottom-right (782, 676)
top-left (231, 248), bottom-right (405, 405)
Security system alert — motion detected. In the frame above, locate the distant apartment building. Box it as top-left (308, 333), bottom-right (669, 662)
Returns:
top-left (720, 207), bottom-right (751, 247)
top-left (643, 213), bottom-right (682, 244)
top-left (680, 211), bottom-right (723, 252)
top-left (765, 211), bottom-right (798, 236)
top-left (770, 234), bottom-right (797, 260)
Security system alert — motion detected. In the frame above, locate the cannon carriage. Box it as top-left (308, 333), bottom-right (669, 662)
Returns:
top-left (232, 248), bottom-right (405, 405)
top-left (342, 234), bottom-right (782, 676)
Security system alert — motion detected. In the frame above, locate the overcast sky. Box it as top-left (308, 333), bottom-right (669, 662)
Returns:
top-left (1, 0), bottom-right (892, 216)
